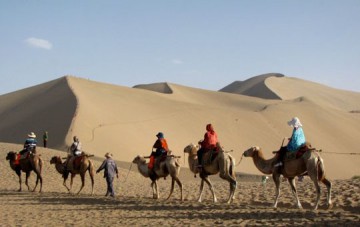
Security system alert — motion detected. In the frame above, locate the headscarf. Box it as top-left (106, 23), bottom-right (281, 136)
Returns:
top-left (206, 124), bottom-right (215, 134)
top-left (287, 117), bottom-right (303, 128)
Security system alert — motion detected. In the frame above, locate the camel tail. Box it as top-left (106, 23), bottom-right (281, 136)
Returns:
top-left (39, 157), bottom-right (43, 174)
top-left (228, 155), bottom-right (236, 177)
top-left (174, 158), bottom-right (181, 167)
top-left (317, 157), bottom-right (326, 181)
top-left (88, 159), bottom-right (95, 176)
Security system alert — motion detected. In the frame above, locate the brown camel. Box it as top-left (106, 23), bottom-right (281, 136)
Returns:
top-left (183, 143), bottom-right (237, 203)
top-left (132, 155), bottom-right (183, 200)
top-left (6, 151), bottom-right (43, 192)
top-left (50, 155), bottom-right (95, 195)
top-left (243, 146), bottom-right (332, 210)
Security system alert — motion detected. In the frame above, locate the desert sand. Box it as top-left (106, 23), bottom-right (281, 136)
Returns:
top-left (0, 74), bottom-right (359, 225)
top-left (1, 144), bottom-right (359, 226)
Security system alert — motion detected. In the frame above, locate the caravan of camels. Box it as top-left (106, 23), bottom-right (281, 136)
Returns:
top-left (5, 123), bottom-right (332, 211)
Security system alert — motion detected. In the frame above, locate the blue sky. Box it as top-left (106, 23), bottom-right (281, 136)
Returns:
top-left (1, 0), bottom-right (359, 95)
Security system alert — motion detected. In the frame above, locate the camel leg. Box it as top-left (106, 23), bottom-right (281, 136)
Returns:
top-left (311, 178), bottom-right (321, 210)
top-left (203, 176), bottom-right (217, 203)
top-left (175, 177), bottom-right (183, 201)
top-left (155, 180), bottom-right (159, 199)
top-left (38, 173), bottom-right (43, 193)
top-left (32, 174), bottom-right (39, 192)
top-left (151, 181), bottom-right (156, 199)
top-left (322, 177), bottom-right (332, 209)
top-left (219, 172), bottom-right (237, 204)
top-left (69, 174), bottom-right (75, 194)
top-left (25, 172), bottom-right (31, 191)
top-left (77, 173), bottom-right (85, 195)
top-left (89, 170), bottom-right (95, 196)
top-left (197, 179), bottom-right (205, 202)
top-left (63, 176), bottom-right (71, 192)
top-left (272, 173), bottom-right (281, 208)
top-left (288, 177), bottom-right (302, 209)
top-left (166, 178), bottom-right (175, 200)
top-left (32, 159), bottom-right (42, 192)
top-left (17, 171), bottom-right (22, 192)
top-left (33, 170), bottom-right (43, 193)
top-left (151, 180), bottom-right (159, 199)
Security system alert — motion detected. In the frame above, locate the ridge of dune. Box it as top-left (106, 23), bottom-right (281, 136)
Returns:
top-left (219, 73), bottom-right (284, 100)
top-left (265, 76), bottom-right (360, 111)
top-left (0, 76), bottom-right (77, 149)
top-left (133, 82), bottom-right (173, 94)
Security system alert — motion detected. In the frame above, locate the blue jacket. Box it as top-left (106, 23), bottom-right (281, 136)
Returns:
top-left (287, 127), bottom-right (306, 152)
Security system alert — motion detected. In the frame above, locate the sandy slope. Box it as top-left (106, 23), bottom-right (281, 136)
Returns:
top-left (0, 75), bottom-right (359, 179)
top-left (1, 143), bottom-right (359, 226)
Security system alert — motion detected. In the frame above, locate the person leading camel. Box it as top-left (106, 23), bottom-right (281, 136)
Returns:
top-left (96, 152), bottom-right (119, 197)
top-left (275, 117), bottom-right (306, 167)
top-left (197, 124), bottom-right (218, 169)
top-left (148, 132), bottom-right (169, 179)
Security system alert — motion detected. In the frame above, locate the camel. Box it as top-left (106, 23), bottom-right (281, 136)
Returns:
top-left (6, 151), bottom-right (43, 192)
top-left (243, 146), bottom-right (332, 210)
top-left (132, 155), bottom-right (183, 200)
top-left (183, 143), bottom-right (237, 203)
top-left (50, 155), bottom-right (95, 195)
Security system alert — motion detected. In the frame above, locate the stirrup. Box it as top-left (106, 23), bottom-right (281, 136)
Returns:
top-left (274, 162), bottom-right (283, 167)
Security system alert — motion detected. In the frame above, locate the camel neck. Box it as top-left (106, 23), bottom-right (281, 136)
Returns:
top-left (253, 149), bottom-right (276, 175)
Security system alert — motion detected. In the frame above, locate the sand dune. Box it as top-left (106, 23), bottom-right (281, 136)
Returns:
top-left (133, 82), bottom-right (173, 94)
top-left (0, 75), bottom-right (359, 179)
top-left (219, 73), bottom-right (284, 99)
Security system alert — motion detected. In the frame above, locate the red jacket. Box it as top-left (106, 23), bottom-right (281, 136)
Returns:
top-left (201, 124), bottom-right (218, 150)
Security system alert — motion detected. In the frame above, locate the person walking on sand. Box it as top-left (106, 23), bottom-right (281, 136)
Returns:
top-left (96, 152), bottom-right (119, 197)
top-left (43, 131), bottom-right (48, 148)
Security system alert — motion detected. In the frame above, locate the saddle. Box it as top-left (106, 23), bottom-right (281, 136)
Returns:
top-left (285, 143), bottom-right (314, 160)
top-left (202, 149), bottom-right (219, 166)
top-left (67, 155), bottom-right (84, 171)
top-left (154, 154), bottom-right (168, 170)
top-left (19, 151), bottom-right (32, 160)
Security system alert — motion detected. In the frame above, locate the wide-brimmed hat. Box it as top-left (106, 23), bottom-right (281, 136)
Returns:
top-left (287, 117), bottom-right (302, 128)
top-left (28, 132), bottom-right (36, 138)
top-left (105, 152), bottom-right (112, 158)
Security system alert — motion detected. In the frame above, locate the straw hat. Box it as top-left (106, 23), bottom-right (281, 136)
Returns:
top-left (28, 132), bottom-right (36, 138)
top-left (105, 152), bottom-right (112, 158)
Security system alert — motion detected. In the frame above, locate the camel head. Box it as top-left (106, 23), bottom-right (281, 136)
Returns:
top-left (183, 143), bottom-right (198, 155)
top-left (50, 156), bottom-right (61, 165)
top-left (243, 146), bottom-right (260, 157)
top-left (6, 151), bottom-right (17, 161)
top-left (132, 155), bottom-right (146, 164)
